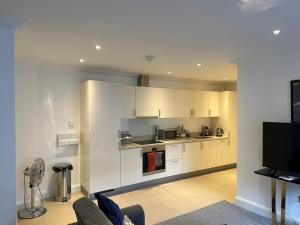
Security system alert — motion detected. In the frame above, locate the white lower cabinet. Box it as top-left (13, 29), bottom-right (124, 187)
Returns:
top-left (166, 144), bottom-right (183, 160)
top-left (121, 148), bottom-right (143, 186)
top-left (183, 142), bottom-right (201, 173)
top-left (216, 139), bottom-right (228, 166)
top-left (199, 140), bottom-right (217, 170)
top-left (166, 144), bottom-right (183, 176)
top-left (166, 159), bottom-right (183, 176)
top-left (227, 138), bottom-right (237, 164)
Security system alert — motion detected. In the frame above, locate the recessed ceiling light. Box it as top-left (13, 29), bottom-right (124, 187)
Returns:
top-left (95, 45), bottom-right (101, 50)
top-left (273, 29), bottom-right (281, 36)
top-left (168, 72), bottom-right (172, 74)
top-left (196, 63), bottom-right (202, 67)
top-left (79, 59), bottom-right (85, 63)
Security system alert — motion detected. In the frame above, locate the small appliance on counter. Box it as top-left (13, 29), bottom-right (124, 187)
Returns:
top-left (177, 124), bottom-right (190, 138)
top-left (158, 128), bottom-right (178, 140)
top-left (200, 124), bottom-right (212, 137)
top-left (216, 128), bottom-right (224, 137)
top-left (120, 131), bottom-right (133, 144)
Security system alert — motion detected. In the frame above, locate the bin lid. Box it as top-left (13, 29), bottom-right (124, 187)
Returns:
top-left (52, 162), bottom-right (73, 172)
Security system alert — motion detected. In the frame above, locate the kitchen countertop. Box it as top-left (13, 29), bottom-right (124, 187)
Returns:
top-left (120, 136), bottom-right (229, 150)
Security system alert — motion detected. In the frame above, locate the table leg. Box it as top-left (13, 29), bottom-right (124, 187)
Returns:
top-left (281, 181), bottom-right (286, 225)
top-left (272, 178), bottom-right (277, 225)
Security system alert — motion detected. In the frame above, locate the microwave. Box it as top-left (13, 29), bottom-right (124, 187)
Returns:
top-left (158, 128), bottom-right (178, 140)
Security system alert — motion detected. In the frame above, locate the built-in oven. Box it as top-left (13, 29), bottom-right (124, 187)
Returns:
top-left (142, 145), bottom-right (166, 176)
top-left (158, 128), bottom-right (178, 140)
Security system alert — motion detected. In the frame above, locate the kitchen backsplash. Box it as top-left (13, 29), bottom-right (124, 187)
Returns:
top-left (121, 117), bottom-right (212, 136)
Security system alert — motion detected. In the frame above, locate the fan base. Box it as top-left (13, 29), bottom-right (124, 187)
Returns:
top-left (18, 207), bottom-right (47, 219)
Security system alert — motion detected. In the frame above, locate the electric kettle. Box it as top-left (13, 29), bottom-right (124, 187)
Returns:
top-left (216, 128), bottom-right (224, 137)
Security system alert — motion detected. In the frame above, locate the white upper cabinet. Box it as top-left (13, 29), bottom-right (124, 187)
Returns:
top-left (192, 91), bottom-right (220, 117)
top-left (157, 88), bottom-right (174, 118)
top-left (174, 89), bottom-right (193, 118)
top-left (208, 91), bottom-right (220, 117)
top-left (119, 85), bottom-right (136, 119)
top-left (193, 91), bottom-right (209, 117)
top-left (136, 87), bottom-right (158, 117)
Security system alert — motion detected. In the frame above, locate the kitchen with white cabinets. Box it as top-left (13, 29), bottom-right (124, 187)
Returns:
top-left (80, 80), bottom-right (237, 196)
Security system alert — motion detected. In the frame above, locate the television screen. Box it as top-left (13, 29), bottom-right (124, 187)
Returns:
top-left (263, 122), bottom-right (300, 173)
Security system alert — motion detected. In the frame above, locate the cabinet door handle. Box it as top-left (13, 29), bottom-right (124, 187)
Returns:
top-left (208, 109), bottom-right (211, 117)
top-left (159, 109), bottom-right (161, 118)
top-left (170, 159), bottom-right (178, 163)
top-left (227, 139), bottom-right (231, 146)
top-left (228, 131), bottom-right (231, 138)
top-left (134, 109), bottom-right (136, 118)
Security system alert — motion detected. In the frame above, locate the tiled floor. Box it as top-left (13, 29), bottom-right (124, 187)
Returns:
top-left (17, 169), bottom-right (236, 225)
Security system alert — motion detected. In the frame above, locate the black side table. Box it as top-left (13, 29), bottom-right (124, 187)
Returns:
top-left (254, 168), bottom-right (300, 225)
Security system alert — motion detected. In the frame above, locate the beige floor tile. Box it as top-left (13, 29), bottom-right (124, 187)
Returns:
top-left (17, 169), bottom-right (237, 225)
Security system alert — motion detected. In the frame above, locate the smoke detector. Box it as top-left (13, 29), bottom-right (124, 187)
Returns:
top-left (145, 55), bottom-right (155, 62)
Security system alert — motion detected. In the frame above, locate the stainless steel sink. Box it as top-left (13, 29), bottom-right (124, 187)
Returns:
top-left (134, 140), bottom-right (164, 145)
top-left (197, 136), bottom-right (213, 139)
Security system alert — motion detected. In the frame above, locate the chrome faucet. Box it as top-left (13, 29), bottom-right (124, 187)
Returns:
top-left (154, 125), bottom-right (159, 141)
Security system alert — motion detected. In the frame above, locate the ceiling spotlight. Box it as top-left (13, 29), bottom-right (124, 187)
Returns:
top-left (168, 72), bottom-right (172, 74)
top-left (197, 63), bottom-right (202, 67)
top-left (79, 59), bottom-right (85, 63)
top-left (96, 45), bottom-right (101, 50)
top-left (273, 29), bottom-right (281, 36)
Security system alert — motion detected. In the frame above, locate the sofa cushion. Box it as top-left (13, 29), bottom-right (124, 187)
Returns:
top-left (95, 193), bottom-right (123, 225)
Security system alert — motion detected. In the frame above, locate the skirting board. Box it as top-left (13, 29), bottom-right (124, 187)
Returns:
top-left (16, 184), bottom-right (80, 209)
top-left (86, 164), bottom-right (237, 199)
top-left (235, 196), bottom-right (297, 223)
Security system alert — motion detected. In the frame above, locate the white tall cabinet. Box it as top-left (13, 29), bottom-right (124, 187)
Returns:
top-left (81, 80), bottom-right (121, 194)
top-left (218, 91), bottom-right (237, 164)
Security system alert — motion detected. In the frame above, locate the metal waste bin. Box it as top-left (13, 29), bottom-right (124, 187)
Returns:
top-left (52, 162), bottom-right (73, 202)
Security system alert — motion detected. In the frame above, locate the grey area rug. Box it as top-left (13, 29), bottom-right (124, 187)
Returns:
top-left (155, 201), bottom-right (297, 225)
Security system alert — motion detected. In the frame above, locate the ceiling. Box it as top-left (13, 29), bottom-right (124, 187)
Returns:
top-left (1, 0), bottom-right (300, 81)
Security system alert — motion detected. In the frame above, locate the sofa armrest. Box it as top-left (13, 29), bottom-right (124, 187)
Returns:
top-left (73, 197), bottom-right (113, 225)
top-left (121, 205), bottom-right (145, 225)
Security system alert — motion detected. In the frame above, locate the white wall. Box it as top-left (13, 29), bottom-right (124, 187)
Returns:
top-left (15, 60), bottom-right (234, 205)
top-left (0, 28), bottom-right (16, 225)
top-left (236, 51), bottom-right (300, 222)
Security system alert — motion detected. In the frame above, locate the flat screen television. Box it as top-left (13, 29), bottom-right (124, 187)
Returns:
top-left (263, 122), bottom-right (300, 173)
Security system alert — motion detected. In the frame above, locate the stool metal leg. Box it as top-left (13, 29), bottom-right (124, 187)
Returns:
top-left (272, 178), bottom-right (277, 225)
top-left (281, 181), bottom-right (286, 225)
